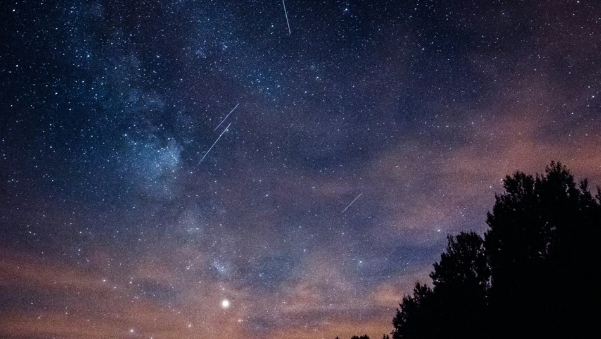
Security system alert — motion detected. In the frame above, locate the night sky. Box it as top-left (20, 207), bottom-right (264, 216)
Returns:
top-left (1, 0), bottom-right (600, 338)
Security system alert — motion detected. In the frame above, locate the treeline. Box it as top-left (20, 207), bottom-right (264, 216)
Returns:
top-left (339, 162), bottom-right (601, 339)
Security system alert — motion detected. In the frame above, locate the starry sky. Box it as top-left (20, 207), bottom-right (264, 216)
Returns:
top-left (1, 0), bottom-right (600, 338)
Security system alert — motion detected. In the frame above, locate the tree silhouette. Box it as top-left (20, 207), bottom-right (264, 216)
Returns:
top-left (485, 161), bottom-right (601, 337)
top-left (392, 162), bottom-right (601, 338)
top-left (393, 233), bottom-right (489, 338)
top-left (392, 282), bottom-right (435, 338)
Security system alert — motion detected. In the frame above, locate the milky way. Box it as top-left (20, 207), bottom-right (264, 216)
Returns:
top-left (1, 1), bottom-right (600, 338)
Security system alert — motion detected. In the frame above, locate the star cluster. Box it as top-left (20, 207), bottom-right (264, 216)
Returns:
top-left (1, 1), bottom-right (600, 338)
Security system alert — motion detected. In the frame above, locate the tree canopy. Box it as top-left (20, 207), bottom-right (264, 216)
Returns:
top-left (392, 162), bottom-right (601, 338)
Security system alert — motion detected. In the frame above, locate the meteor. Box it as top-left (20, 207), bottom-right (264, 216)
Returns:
top-left (282, 0), bottom-right (291, 35)
top-left (198, 123), bottom-right (231, 165)
top-left (342, 193), bottom-right (363, 213)
top-left (214, 103), bottom-right (239, 131)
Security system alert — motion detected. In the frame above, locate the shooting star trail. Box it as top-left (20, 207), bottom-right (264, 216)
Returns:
top-left (198, 123), bottom-right (231, 165)
top-left (342, 193), bottom-right (363, 213)
top-left (214, 103), bottom-right (239, 131)
top-left (282, 0), bottom-right (291, 35)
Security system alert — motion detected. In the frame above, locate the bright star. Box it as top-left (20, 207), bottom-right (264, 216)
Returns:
top-left (221, 299), bottom-right (230, 309)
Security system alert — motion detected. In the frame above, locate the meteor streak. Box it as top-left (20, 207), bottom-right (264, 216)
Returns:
top-left (214, 103), bottom-right (239, 131)
top-left (342, 193), bottom-right (363, 213)
top-left (198, 123), bottom-right (231, 165)
top-left (282, 0), bottom-right (291, 35)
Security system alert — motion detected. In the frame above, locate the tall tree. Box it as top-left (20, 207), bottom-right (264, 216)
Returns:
top-left (392, 283), bottom-right (434, 338)
top-left (392, 162), bottom-right (601, 338)
top-left (429, 232), bottom-right (490, 337)
top-left (393, 232), bottom-right (489, 339)
top-left (485, 162), bottom-right (601, 337)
